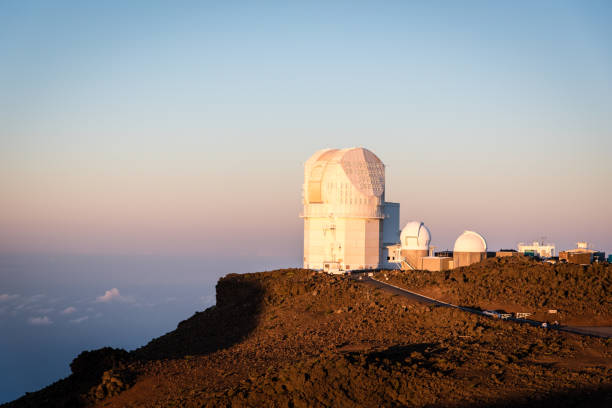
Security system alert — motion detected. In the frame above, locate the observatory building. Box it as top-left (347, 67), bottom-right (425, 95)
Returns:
top-left (384, 221), bottom-right (431, 270)
top-left (559, 242), bottom-right (606, 264)
top-left (300, 147), bottom-right (491, 273)
top-left (453, 230), bottom-right (487, 267)
top-left (518, 241), bottom-right (556, 258)
top-left (301, 147), bottom-right (400, 273)
top-left (400, 221), bottom-right (431, 268)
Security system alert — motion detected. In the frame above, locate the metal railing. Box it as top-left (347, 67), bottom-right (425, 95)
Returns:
top-left (300, 205), bottom-right (385, 219)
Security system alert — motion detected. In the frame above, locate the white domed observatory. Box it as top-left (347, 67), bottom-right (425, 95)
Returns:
top-left (453, 230), bottom-right (487, 268)
top-left (400, 221), bottom-right (431, 269)
top-left (301, 147), bottom-right (400, 273)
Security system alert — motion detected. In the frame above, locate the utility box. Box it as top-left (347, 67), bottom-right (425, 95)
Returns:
top-left (421, 256), bottom-right (453, 271)
top-left (560, 251), bottom-right (592, 264)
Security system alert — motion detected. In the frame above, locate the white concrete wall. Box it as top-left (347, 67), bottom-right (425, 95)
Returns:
top-left (303, 216), bottom-right (381, 270)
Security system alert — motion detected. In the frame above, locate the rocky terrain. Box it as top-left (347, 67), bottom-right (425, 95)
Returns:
top-left (376, 256), bottom-right (612, 326)
top-left (3, 264), bottom-right (612, 407)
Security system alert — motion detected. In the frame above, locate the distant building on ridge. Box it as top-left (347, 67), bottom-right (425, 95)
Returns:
top-left (518, 241), bottom-right (556, 258)
top-left (559, 242), bottom-right (606, 264)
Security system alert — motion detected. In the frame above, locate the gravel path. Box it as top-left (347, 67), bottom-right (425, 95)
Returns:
top-left (357, 274), bottom-right (612, 339)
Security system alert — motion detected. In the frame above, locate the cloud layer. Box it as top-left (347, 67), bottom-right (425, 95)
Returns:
top-left (96, 288), bottom-right (122, 303)
top-left (0, 294), bottom-right (19, 302)
top-left (28, 316), bottom-right (52, 325)
top-left (61, 306), bottom-right (77, 315)
top-left (69, 316), bottom-right (89, 324)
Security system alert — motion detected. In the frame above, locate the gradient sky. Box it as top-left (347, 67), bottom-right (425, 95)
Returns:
top-left (1, 1), bottom-right (611, 257)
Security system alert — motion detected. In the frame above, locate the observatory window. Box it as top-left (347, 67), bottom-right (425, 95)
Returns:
top-left (308, 165), bottom-right (324, 203)
top-left (308, 181), bottom-right (322, 203)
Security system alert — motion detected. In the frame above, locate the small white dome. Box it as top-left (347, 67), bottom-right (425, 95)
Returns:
top-left (454, 230), bottom-right (487, 253)
top-left (400, 221), bottom-right (431, 250)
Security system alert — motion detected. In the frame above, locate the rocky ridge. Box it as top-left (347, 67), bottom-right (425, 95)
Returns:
top-left (3, 265), bottom-right (611, 407)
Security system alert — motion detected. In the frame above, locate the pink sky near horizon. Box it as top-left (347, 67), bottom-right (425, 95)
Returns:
top-left (1, 141), bottom-right (610, 258)
top-left (1, 2), bottom-right (611, 259)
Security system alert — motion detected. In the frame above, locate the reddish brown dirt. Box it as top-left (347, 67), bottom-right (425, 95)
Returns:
top-left (4, 267), bottom-right (612, 408)
top-left (377, 257), bottom-right (612, 327)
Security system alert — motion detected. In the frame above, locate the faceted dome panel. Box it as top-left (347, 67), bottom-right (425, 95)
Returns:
top-left (340, 148), bottom-right (384, 197)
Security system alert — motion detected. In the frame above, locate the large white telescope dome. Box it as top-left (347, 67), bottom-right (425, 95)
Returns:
top-left (303, 147), bottom-right (386, 220)
top-left (304, 147), bottom-right (385, 200)
top-left (400, 221), bottom-right (431, 250)
top-left (454, 230), bottom-right (487, 253)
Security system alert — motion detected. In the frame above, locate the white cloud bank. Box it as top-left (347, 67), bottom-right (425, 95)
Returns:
top-left (96, 288), bottom-right (122, 303)
top-left (69, 316), bottom-right (89, 324)
top-left (61, 306), bottom-right (77, 315)
top-left (28, 316), bottom-right (52, 325)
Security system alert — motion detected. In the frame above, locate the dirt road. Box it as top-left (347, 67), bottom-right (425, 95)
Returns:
top-left (357, 274), bottom-right (612, 339)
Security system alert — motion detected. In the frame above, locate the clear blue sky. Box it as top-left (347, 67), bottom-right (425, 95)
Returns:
top-left (1, 0), bottom-right (611, 255)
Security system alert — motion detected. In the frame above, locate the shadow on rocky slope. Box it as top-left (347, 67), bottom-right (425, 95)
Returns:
top-left (449, 385), bottom-right (612, 408)
top-left (2, 273), bottom-right (266, 407)
top-left (131, 273), bottom-right (265, 361)
top-left (204, 340), bottom-right (611, 408)
top-left (4, 268), bottom-right (611, 408)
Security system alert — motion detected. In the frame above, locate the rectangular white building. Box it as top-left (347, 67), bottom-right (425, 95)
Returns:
top-left (518, 241), bottom-right (556, 258)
